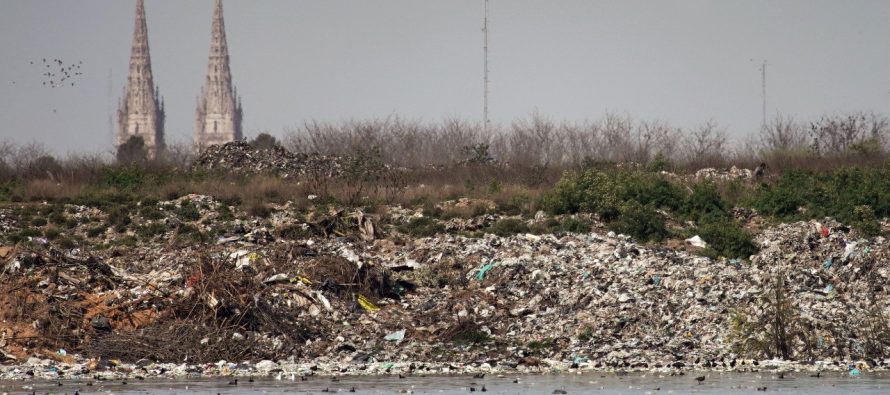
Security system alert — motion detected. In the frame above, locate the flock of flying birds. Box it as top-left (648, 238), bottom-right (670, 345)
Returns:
top-left (30, 58), bottom-right (84, 88)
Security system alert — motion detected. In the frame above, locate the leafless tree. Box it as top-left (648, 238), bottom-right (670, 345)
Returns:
top-left (682, 121), bottom-right (728, 168)
top-left (809, 112), bottom-right (890, 157)
top-left (758, 114), bottom-right (809, 154)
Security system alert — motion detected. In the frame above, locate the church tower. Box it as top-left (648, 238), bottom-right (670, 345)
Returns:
top-left (117, 0), bottom-right (165, 157)
top-left (195, 0), bottom-right (243, 150)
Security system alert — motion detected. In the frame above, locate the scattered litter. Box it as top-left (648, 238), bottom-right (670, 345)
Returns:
top-left (357, 294), bottom-right (380, 312)
top-left (475, 262), bottom-right (496, 281)
top-left (384, 329), bottom-right (406, 342)
top-left (685, 235), bottom-right (707, 248)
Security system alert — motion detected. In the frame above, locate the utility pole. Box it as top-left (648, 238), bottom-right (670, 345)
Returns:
top-left (483, 0), bottom-right (490, 134)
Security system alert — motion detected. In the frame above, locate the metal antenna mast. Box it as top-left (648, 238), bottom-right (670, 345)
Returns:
top-left (483, 0), bottom-right (490, 134)
top-left (107, 69), bottom-right (114, 142)
top-left (761, 60), bottom-right (767, 131)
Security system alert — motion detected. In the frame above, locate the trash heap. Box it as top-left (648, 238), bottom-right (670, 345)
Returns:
top-left (691, 166), bottom-right (754, 182)
top-left (1, 195), bottom-right (889, 378)
top-left (192, 141), bottom-right (344, 178)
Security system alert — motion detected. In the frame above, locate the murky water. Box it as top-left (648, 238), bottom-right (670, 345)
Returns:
top-left (3, 372), bottom-right (889, 395)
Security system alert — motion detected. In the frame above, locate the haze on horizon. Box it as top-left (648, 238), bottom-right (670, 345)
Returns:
top-left (2, 0), bottom-right (890, 156)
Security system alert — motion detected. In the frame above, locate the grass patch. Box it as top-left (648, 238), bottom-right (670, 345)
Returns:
top-left (398, 217), bottom-right (444, 238)
top-left (485, 218), bottom-right (530, 237)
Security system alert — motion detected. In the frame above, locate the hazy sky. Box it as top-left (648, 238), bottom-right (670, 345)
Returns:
top-left (2, 0), bottom-right (890, 155)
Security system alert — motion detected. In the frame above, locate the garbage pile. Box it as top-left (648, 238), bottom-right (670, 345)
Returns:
top-left (691, 166), bottom-right (754, 182)
top-left (1, 195), bottom-right (889, 377)
top-left (193, 141), bottom-right (344, 178)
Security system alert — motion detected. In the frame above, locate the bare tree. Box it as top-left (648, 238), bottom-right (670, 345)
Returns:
top-left (809, 112), bottom-right (890, 157)
top-left (682, 121), bottom-right (728, 168)
top-left (759, 114), bottom-right (809, 154)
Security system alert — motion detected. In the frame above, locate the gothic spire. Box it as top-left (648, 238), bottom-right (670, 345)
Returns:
top-left (195, 0), bottom-right (243, 149)
top-left (117, 0), bottom-right (165, 157)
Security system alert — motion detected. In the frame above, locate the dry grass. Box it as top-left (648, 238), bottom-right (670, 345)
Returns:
top-left (3, 112), bottom-right (890, 209)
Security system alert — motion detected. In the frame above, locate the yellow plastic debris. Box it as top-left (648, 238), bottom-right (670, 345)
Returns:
top-left (357, 294), bottom-right (380, 312)
top-left (291, 276), bottom-right (312, 285)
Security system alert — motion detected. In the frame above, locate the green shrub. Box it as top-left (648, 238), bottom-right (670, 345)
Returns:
top-left (486, 218), bottom-right (530, 237)
top-left (217, 205), bottom-right (235, 222)
top-left (139, 204), bottom-right (164, 220)
top-left (87, 225), bottom-right (108, 238)
top-left (748, 167), bottom-right (890, 223)
top-left (540, 169), bottom-right (682, 220)
top-left (530, 217), bottom-right (592, 234)
top-left (398, 217), bottom-right (445, 238)
top-left (540, 170), bottom-right (621, 217)
top-left (31, 217), bottom-right (47, 227)
top-left (176, 225), bottom-right (211, 244)
top-left (498, 194), bottom-right (532, 216)
top-left (57, 237), bottom-right (76, 249)
top-left (609, 201), bottom-right (668, 242)
top-left (18, 228), bottom-right (42, 238)
top-left (43, 226), bottom-right (61, 240)
top-left (106, 205), bottom-right (131, 228)
top-left (112, 236), bottom-right (137, 247)
top-left (557, 217), bottom-right (592, 233)
top-left (852, 205), bottom-right (881, 237)
top-left (136, 222), bottom-right (167, 239)
top-left (103, 165), bottom-right (146, 190)
top-left (696, 218), bottom-right (758, 259)
top-left (487, 179), bottom-right (502, 194)
top-left (175, 200), bottom-right (201, 221)
top-left (527, 338), bottom-right (555, 351)
top-left (48, 211), bottom-right (66, 225)
top-left (421, 203), bottom-right (444, 219)
top-left (682, 182), bottom-right (730, 222)
top-left (72, 191), bottom-right (135, 211)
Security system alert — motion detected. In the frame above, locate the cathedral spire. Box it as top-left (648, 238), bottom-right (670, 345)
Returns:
top-left (195, 0), bottom-right (243, 150)
top-left (117, 0), bottom-right (165, 157)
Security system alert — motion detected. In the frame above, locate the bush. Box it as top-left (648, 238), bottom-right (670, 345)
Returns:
top-left (852, 205), bottom-right (881, 237)
top-left (176, 200), bottom-right (201, 221)
top-left (31, 217), bottom-right (47, 227)
top-left (554, 217), bottom-right (592, 233)
top-left (485, 218), bottom-right (530, 237)
top-left (139, 204), bottom-right (164, 220)
top-left (116, 135), bottom-right (148, 164)
top-left (217, 205), bottom-right (235, 221)
top-left (43, 226), bottom-right (61, 240)
top-left (609, 201), bottom-right (668, 242)
top-left (136, 222), bottom-right (167, 239)
top-left (682, 182), bottom-right (730, 222)
top-left (48, 211), bottom-right (67, 225)
top-left (696, 218), bottom-right (757, 259)
top-left (398, 217), bottom-right (444, 238)
top-left (103, 165), bottom-right (146, 190)
top-left (58, 237), bottom-right (76, 249)
top-left (540, 169), bottom-right (682, 220)
top-left (250, 133), bottom-right (279, 150)
top-left (106, 205), bottom-right (132, 228)
top-left (530, 217), bottom-right (592, 234)
top-left (87, 225), bottom-right (108, 238)
top-left (72, 190), bottom-right (136, 211)
top-left (497, 194), bottom-right (532, 216)
top-left (749, 167), bottom-right (890, 223)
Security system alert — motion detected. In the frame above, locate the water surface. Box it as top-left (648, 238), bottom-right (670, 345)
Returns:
top-left (4, 372), bottom-right (888, 394)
